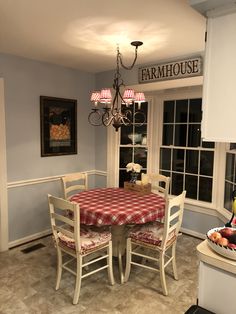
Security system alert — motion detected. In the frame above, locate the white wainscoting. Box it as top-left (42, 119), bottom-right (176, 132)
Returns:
top-left (6, 169), bottom-right (226, 248)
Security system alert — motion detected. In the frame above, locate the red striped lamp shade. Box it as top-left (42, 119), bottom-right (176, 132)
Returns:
top-left (135, 92), bottom-right (145, 109)
top-left (100, 88), bottom-right (112, 104)
top-left (90, 91), bottom-right (101, 106)
top-left (123, 88), bottom-right (135, 104)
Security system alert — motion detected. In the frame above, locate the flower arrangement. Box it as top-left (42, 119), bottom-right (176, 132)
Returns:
top-left (126, 162), bottom-right (142, 173)
top-left (126, 162), bottom-right (142, 183)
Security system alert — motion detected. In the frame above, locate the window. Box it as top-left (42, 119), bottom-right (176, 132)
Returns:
top-left (159, 98), bottom-right (215, 202)
top-left (118, 102), bottom-right (148, 187)
top-left (224, 143), bottom-right (236, 211)
top-left (107, 87), bottom-right (233, 219)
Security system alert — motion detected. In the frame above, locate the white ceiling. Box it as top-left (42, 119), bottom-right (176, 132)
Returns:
top-left (0, 0), bottom-right (206, 73)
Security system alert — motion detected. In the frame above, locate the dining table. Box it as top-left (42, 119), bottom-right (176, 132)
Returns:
top-left (70, 187), bottom-right (166, 283)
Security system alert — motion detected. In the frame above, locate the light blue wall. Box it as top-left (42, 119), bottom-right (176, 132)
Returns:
top-left (0, 54), bottom-right (96, 181)
top-left (0, 52), bottom-right (225, 243)
top-left (0, 53), bottom-right (97, 242)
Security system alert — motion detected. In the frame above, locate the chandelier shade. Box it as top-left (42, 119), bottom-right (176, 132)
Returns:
top-left (123, 89), bottom-right (135, 104)
top-left (88, 41), bottom-right (146, 131)
top-left (100, 89), bottom-right (112, 104)
top-left (90, 91), bottom-right (100, 106)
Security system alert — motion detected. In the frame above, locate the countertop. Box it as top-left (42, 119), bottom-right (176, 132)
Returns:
top-left (197, 240), bottom-right (236, 275)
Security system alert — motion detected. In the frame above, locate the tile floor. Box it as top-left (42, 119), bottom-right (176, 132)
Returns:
top-left (0, 234), bottom-right (201, 314)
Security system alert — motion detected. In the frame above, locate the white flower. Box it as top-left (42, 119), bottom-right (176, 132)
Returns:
top-left (126, 162), bottom-right (142, 173)
top-left (133, 163), bottom-right (142, 173)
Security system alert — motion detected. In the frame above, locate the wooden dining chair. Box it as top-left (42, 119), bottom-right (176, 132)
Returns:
top-left (124, 190), bottom-right (186, 296)
top-left (142, 173), bottom-right (170, 199)
top-left (61, 172), bottom-right (88, 200)
top-left (48, 194), bottom-right (115, 304)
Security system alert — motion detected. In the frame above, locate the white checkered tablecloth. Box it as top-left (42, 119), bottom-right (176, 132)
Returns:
top-left (70, 188), bottom-right (165, 226)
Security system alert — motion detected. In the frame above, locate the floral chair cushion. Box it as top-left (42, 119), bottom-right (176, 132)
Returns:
top-left (129, 221), bottom-right (176, 247)
top-left (58, 225), bottom-right (111, 255)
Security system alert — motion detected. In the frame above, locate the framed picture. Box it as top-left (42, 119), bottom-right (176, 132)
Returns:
top-left (40, 96), bottom-right (77, 157)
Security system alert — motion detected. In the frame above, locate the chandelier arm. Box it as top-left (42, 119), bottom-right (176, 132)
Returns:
top-left (110, 91), bottom-right (119, 116)
top-left (88, 110), bottom-right (103, 126)
top-left (118, 88), bottom-right (127, 105)
top-left (102, 111), bottom-right (114, 126)
top-left (118, 46), bottom-right (138, 70)
top-left (120, 115), bottom-right (131, 126)
top-left (133, 111), bottom-right (146, 126)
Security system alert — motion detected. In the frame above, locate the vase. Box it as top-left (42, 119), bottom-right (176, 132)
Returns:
top-left (130, 172), bottom-right (138, 183)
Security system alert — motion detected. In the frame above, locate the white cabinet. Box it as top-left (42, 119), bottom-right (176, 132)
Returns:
top-left (202, 11), bottom-right (236, 142)
top-left (197, 240), bottom-right (236, 314)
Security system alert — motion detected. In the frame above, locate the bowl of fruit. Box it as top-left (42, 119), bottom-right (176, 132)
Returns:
top-left (206, 227), bottom-right (236, 260)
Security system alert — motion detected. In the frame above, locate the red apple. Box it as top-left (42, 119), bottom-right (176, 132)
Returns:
top-left (228, 234), bottom-right (236, 244)
top-left (219, 228), bottom-right (234, 239)
top-left (217, 237), bottom-right (229, 246)
top-left (209, 232), bottom-right (222, 243)
top-left (227, 243), bottom-right (236, 249)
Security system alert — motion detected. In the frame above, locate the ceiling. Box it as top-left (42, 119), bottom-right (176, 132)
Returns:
top-left (0, 0), bottom-right (206, 73)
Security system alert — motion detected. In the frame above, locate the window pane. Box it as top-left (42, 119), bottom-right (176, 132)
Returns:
top-left (202, 141), bottom-right (215, 148)
top-left (120, 125), bottom-right (133, 145)
top-left (189, 98), bottom-right (202, 122)
top-left (185, 175), bottom-right (198, 199)
top-left (119, 170), bottom-right (131, 187)
top-left (199, 177), bottom-right (212, 202)
top-left (134, 147), bottom-right (147, 168)
top-left (230, 143), bottom-right (236, 150)
top-left (173, 149), bottom-right (184, 172)
top-left (224, 182), bottom-right (233, 211)
top-left (176, 99), bottom-right (188, 123)
top-left (121, 104), bottom-right (134, 118)
top-left (160, 148), bottom-right (171, 170)
top-left (120, 147), bottom-right (133, 168)
top-left (135, 102), bottom-right (148, 117)
top-left (162, 125), bottom-right (173, 146)
top-left (134, 125), bottom-right (147, 145)
top-left (225, 153), bottom-right (235, 182)
top-left (188, 124), bottom-right (201, 147)
top-left (186, 150), bottom-right (199, 174)
top-left (171, 173), bottom-right (184, 195)
top-left (163, 101), bottom-right (174, 123)
top-left (160, 170), bottom-right (170, 178)
top-left (174, 124), bottom-right (187, 146)
top-left (200, 151), bottom-right (214, 176)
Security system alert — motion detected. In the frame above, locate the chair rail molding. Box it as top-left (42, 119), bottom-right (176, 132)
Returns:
top-left (7, 170), bottom-right (107, 189)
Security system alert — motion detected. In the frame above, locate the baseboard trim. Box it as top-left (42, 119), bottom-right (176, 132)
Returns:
top-left (9, 229), bottom-right (52, 248)
top-left (180, 227), bottom-right (206, 240)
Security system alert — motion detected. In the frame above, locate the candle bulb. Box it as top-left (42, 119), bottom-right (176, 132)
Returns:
top-left (141, 174), bottom-right (149, 185)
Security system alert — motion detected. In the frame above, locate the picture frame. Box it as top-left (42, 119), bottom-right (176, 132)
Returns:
top-left (40, 96), bottom-right (77, 157)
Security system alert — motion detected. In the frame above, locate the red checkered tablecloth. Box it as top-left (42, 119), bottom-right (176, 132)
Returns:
top-left (70, 188), bottom-right (165, 226)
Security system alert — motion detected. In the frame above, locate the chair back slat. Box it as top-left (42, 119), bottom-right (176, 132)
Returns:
top-left (143, 173), bottom-right (170, 199)
top-left (61, 172), bottom-right (88, 200)
top-left (48, 194), bottom-right (80, 252)
top-left (53, 225), bottom-right (75, 239)
top-left (51, 212), bottom-right (75, 227)
top-left (161, 190), bottom-right (186, 249)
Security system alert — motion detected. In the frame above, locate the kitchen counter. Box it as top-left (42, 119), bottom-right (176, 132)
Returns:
top-left (197, 240), bottom-right (236, 314)
top-left (197, 240), bottom-right (236, 274)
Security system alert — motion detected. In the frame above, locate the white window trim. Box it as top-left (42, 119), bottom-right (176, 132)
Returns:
top-left (106, 85), bottom-right (231, 222)
top-left (0, 78), bottom-right (8, 252)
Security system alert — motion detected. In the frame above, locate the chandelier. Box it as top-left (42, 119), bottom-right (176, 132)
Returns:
top-left (88, 41), bottom-right (146, 132)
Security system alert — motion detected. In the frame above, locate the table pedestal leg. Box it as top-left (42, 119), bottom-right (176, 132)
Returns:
top-left (111, 225), bottom-right (127, 283)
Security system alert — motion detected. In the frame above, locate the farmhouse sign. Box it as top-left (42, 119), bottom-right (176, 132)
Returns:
top-left (139, 57), bottom-right (202, 83)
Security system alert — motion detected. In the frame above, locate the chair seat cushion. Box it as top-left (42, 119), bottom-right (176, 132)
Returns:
top-left (129, 221), bottom-right (176, 247)
top-left (58, 225), bottom-right (111, 254)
